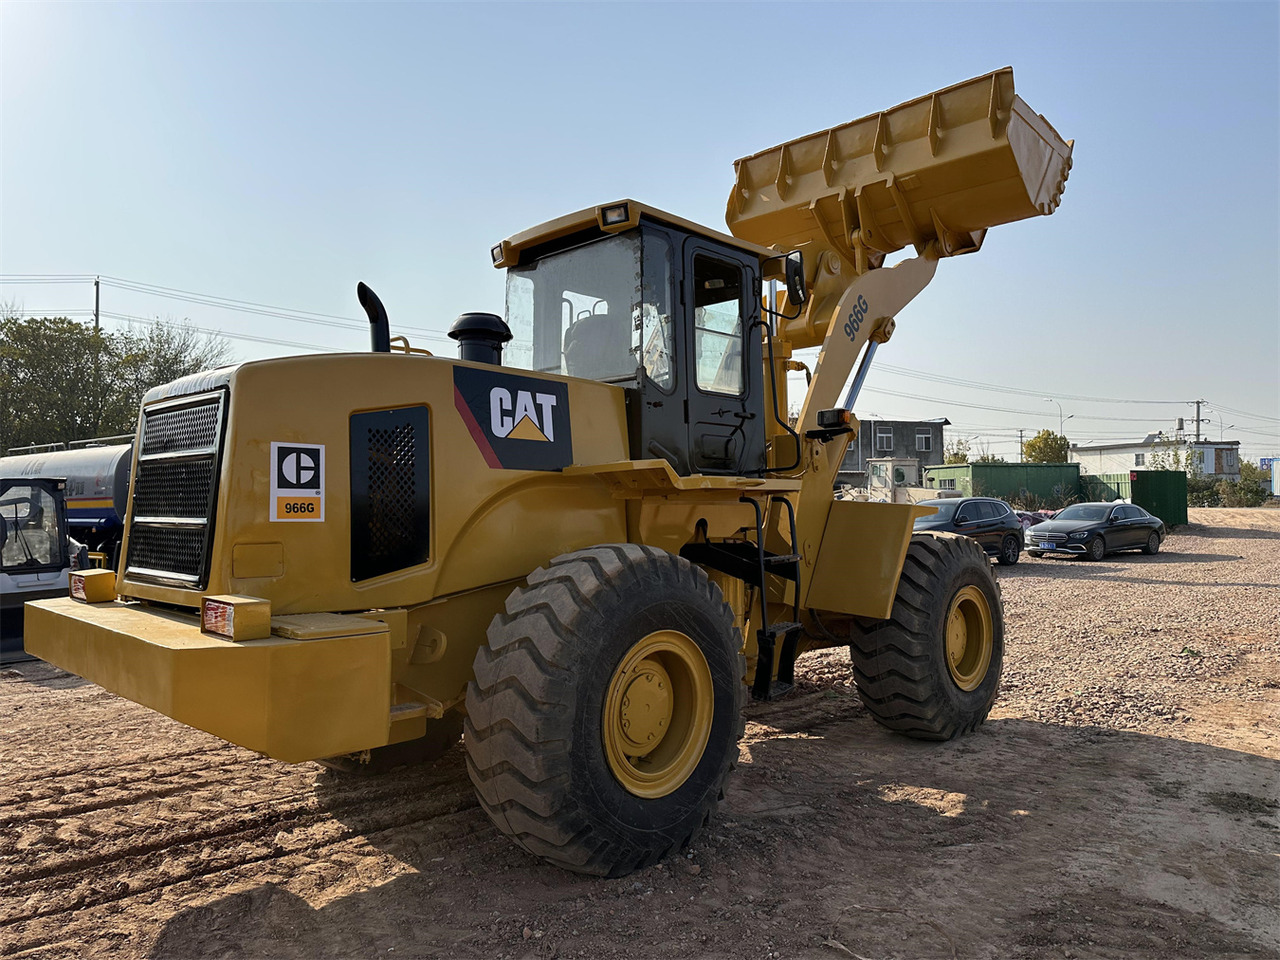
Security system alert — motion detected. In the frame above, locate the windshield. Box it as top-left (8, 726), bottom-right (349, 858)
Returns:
top-left (914, 500), bottom-right (960, 524)
top-left (1055, 504), bottom-right (1111, 522)
top-left (505, 233), bottom-right (644, 382)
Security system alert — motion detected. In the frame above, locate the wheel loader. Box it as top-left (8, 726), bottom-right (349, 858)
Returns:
top-left (26, 68), bottom-right (1072, 876)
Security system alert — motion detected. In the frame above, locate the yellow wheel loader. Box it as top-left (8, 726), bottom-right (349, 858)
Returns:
top-left (26, 69), bottom-right (1072, 876)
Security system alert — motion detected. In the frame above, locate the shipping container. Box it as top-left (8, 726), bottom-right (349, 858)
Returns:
top-left (923, 462), bottom-right (1081, 506)
top-left (1080, 471), bottom-right (1187, 526)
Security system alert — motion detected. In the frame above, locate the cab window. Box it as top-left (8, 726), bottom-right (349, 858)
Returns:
top-left (0, 485), bottom-right (63, 570)
top-left (641, 232), bottom-right (676, 391)
top-left (692, 254), bottom-right (744, 395)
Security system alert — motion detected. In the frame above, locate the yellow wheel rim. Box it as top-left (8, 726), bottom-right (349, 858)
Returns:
top-left (602, 630), bottom-right (713, 799)
top-left (944, 585), bottom-right (993, 692)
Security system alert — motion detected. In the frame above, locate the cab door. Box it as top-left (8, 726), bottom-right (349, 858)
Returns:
top-left (681, 241), bottom-right (765, 475)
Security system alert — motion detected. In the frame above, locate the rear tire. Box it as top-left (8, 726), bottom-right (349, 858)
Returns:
top-left (1086, 536), bottom-right (1106, 561)
top-left (849, 533), bottom-right (1003, 740)
top-left (1142, 532), bottom-right (1161, 555)
top-left (996, 535), bottom-right (1021, 566)
top-left (465, 544), bottom-right (745, 877)
top-left (316, 712), bottom-right (463, 775)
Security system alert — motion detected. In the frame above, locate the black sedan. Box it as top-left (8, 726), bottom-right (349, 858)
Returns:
top-left (1025, 502), bottom-right (1167, 560)
top-left (913, 497), bottom-right (1025, 565)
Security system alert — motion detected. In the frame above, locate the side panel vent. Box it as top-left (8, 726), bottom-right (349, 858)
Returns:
top-left (350, 406), bottom-right (431, 582)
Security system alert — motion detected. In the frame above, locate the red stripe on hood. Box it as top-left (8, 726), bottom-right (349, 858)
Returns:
top-left (454, 384), bottom-right (502, 469)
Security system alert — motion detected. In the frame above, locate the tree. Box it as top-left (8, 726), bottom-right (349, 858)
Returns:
top-left (1147, 436), bottom-right (1191, 472)
top-left (0, 316), bottom-right (233, 453)
top-left (974, 452), bottom-right (1008, 464)
top-left (1023, 429), bottom-right (1068, 463)
top-left (944, 438), bottom-right (971, 464)
top-left (1217, 462), bottom-right (1270, 508)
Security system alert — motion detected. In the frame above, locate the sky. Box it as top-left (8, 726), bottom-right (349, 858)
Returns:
top-left (2, 1), bottom-right (1278, 462)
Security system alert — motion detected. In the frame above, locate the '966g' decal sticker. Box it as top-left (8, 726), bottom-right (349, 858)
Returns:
top-left (270, 442), bottom-right (325, 521)
top-left (453, 366), bottom-right (572, 471)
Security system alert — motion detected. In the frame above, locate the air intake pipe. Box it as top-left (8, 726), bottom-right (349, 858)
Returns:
top-left (448, 312), bottom-right (512, 366)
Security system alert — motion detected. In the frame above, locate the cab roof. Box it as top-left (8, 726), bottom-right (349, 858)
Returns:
top-left (490, 199), bottom-right (784, 273)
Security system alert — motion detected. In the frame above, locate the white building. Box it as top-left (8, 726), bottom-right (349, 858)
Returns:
top-left (1070, 433), bottom-right (1241, 480)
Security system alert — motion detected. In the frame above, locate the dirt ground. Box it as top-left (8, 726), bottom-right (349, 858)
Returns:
top-left (2, 508), bottom-right (1277, 959)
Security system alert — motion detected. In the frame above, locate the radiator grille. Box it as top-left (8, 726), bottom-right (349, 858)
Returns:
top-left (131, 459), bottom-right (216, 518)
top-left (1034, 531), bottom-right (1068, 543)
top-left (126, 391), bottom-right (226, 587)
top-left (125, 525), bottom-right (208, 580)
top-left (139, 402), bottom-right (221, 455)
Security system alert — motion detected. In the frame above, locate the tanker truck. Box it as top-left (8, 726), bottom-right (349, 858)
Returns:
top-left (26, 68), bottom-right (1072, 876)
top-left (0, 441), bottom-right (133, 568)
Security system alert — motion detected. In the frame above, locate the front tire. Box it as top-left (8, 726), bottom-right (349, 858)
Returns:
top-left (997, 535), bottom-right (1021, 566)
top-left (1142, 532), bottom-right (1161, 555)
top-left (464, 544), bottom-right (745, 877)
top-left (1086, 536), bottom-right (1106, 561)
top-left (849, 534), bottom-right (1004, 740)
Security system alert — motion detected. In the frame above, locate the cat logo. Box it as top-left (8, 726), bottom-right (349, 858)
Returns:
top-left (453, 367), bottom-right (572, 471)
top-left (490, 387), bottom-right (557, 442)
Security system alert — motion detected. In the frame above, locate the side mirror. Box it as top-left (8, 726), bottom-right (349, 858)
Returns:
top-left (1108, 515), bottom-right (1120, 524)
top-left (955, 515), bottom-right (969, 525)
top-left (784, 250), bottom-right (807, 306)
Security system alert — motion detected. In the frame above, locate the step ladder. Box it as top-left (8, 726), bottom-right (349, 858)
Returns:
top-left (680, 495), bottom-right (802, 701)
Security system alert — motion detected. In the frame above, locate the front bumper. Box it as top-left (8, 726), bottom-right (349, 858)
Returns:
top-left (24, 597), bottom-right (393, 763)
top-left (1025, 535), bottom-right (1086, 554)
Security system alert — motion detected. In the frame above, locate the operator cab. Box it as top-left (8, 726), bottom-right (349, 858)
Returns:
top-left (493, 201), bottom-right (783, 476)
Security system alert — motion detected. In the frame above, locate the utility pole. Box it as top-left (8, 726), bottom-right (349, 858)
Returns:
top-left (1190, 399), bottom-right (1209, 443)
top-left (1019, 429), bottom-right (1025, 462)
top-left (93, 277), bottom-right (102, 436)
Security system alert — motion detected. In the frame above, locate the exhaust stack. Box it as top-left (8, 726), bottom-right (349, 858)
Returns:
top-left (357, 282), bottom-right (391, 353)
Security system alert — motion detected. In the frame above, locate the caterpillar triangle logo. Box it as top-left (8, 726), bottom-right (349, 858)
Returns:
top-left (507, 415), bottom-right (550, 442)
top-left (453, 366), bottom-right (572, 471)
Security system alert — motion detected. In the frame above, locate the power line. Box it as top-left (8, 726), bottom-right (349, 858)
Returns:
top-left (1206, 402), bottom-right (1280, 424)
top-left (6, 274), bottom-right (1280, 430)
top-left (97, 276), bottom-right (456, 345)
top-left (873, 363), bottom-right (1186, 405)
top-left (100, 311), bottom-right (343, 353)
top-left (859, 386), bottom-right (1176, 422)
top-left (1, 274), bottom-right (456, 345)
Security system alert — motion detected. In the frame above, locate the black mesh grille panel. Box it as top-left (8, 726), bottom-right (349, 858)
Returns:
top-left (132, 459), bottom-right (216, 518)
top-left (351, 407), bottom-right (430, 581)
top-left (126, 525), bottom-right (207, 581)
top-left (140, 401), bottom-right (222, 455)
top-left (126, 390), bottom-right (226, 587)
top-left (367, 424), bottom-right (417, 556)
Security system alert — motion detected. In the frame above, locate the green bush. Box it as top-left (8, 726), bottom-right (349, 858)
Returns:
top-left (1187, 473), bottom-right (1221, 507)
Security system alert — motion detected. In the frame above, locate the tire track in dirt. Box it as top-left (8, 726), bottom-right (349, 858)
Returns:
top-left (0, 746), bottom-right (235, 791)
top-left (2, 755), bottom-right (272, 815)
top-left (0, 754), bottom-right (478, 931)
top-left (0, 803), bottom-right (498, 960)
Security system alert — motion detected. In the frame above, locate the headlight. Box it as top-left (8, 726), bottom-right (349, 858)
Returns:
top-left (1068, 531), bottom-right (1090, 539)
